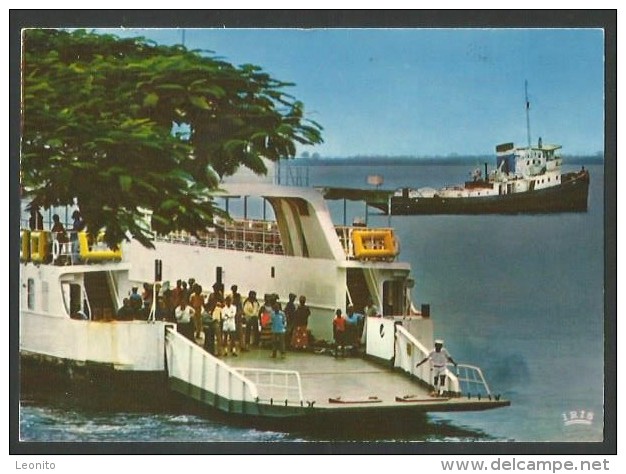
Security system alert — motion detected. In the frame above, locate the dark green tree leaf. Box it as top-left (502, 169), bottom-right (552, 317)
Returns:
top-left (21, 28), bottom-right (323, 248)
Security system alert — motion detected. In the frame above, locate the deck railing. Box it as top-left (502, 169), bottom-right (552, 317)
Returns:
top-left (165, 328), bottom-right (259, 411)
top-left (154, 218), bottom-right (285, 256)
top-left (455, 364), bottom-right (493, 398)
top-left (234, 367), bottom-right (304, 405)
top-left (22, 219), bottom-right (399, 264)
top-left (21, 229), bottom-right (107, 266)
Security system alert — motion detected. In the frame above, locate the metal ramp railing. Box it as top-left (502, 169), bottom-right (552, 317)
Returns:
top-left (454, 364), bottom-right (493, 398)
top-left (164, 327), bottom-right (259, 413)
top-left (234, 368), bottom-right (304, 406)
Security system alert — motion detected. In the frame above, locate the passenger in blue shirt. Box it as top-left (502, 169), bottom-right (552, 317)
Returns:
top-left (129, 286), bottom-right (143, 315)
top-left (346, 305), bottom-right (364, 348)
top-left (270, 302), bottom-right (287, 359)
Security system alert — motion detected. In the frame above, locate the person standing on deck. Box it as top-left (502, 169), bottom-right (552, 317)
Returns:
top-left (129, 286), bottom-right (142, 316)
top-left (284, 293), bottom-right (297, 347)
top-left (229, 285), bottom-right (244, 351)
top-left (29, 206), bottom-right (44, 230)
top-left (270, 302), bottom-right (287, 359)
top-left (116, 298), bottom-right (134, 321)
top-left (170, 280), bottom-right (184, 313)
top-left (345, 305), bottom-right (364, 350)
top-left (332, 309), bottom-right (347, 358)
top-left (189, 283), bottom-right (205, 341)
top-left (291, 295), bottom-right (311, 350)
top-left (242, 290), bottom-right (260, 351)
top-left (50, 214), bottom-right (67, 241)
top-left (175, 300), bottom-right (195, 341)
top-left (180, 280), bottom-right (189, 305)
top-left (415, 339), bottom-right (458, 397)
top-left (70, 210), bottom-right (85, 264)
top-left (141, 282), bottom-right (153, 319)
top-left (50, 214), bottom-right (68, 264)
top-left (202, 305), bottom-right (215, 355)
top-left (206, 283), bottom-right (224, 356)
top-left (221, 295), bottom-right (238, 356)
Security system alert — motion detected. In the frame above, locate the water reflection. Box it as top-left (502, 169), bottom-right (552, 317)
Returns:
top-left (19, 396), bottom-right (491, 445)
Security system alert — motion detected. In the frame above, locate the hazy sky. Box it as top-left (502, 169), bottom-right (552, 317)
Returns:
top-left (100, 28), bottom-right (605, 157)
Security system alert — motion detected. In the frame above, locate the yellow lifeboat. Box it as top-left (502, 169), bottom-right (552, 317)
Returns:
top-left (352, 229), bottom-right (398, 260)
top-left (20, 229), bottom-right (31, 262)
top-left (30, 230), bottom-right (51, 263)
top-left (78, 232), bottom-right (122, 262)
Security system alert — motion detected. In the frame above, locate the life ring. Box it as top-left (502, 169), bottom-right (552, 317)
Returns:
top-left (52, 239), bottom-right (60, 261)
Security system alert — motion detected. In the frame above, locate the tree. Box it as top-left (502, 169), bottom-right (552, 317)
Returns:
top-left (21, 29), bottom-right (323, 248)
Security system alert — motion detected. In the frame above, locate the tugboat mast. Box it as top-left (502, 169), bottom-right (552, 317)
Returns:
top-left (525, 80), bottom-right (532, 149)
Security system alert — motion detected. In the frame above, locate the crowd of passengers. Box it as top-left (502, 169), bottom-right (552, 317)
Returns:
top-left (115, 277), bottom-right (378, 358)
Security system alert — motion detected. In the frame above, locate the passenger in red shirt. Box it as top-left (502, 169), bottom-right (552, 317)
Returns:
top-left (332, 309), bottom-right (346, 358)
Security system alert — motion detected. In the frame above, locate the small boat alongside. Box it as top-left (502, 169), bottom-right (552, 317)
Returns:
top-left (20, 184), bottom-right (509, 423)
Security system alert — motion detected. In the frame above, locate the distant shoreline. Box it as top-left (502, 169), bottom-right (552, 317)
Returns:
top-left (287, 156), bottom-right (604, 166)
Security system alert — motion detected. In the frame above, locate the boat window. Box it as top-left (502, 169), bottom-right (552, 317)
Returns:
top-left (42, 281), bottom-right (49, 312)
top-left (61, 282), bottom-right (83, 317)
top-left (383, 280), bottom-right (407, 316)
top-left (27, 278), bottom-right (35, 310)
top-left (346, 268), bottom-right (374, 312)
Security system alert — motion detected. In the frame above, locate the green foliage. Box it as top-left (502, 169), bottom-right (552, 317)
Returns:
top-left (21, 29), bottom-right (323, 248)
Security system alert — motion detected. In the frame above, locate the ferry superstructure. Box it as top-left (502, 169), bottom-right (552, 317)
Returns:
top-left (19, 184), bottom-right (509, 421)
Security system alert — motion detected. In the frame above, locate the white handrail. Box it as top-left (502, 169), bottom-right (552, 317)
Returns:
top-left (154, 218), bottom-right (284, 256)
top-left (107, 270), bottom-right (121, 310)
top-left (455, 363), bottom-right (493, 397)
top-left (234, 367), bottom-right (304, 404)
top-left (81, 286), bottom-right (93, 321)
top-left (165, 328), bottom-right (260, 403)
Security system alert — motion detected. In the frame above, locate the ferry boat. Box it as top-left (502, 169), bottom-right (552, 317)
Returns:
top-left (390, 140), bottom-right (590, 215)
top-left (19, 184), bottom-right (509, 422)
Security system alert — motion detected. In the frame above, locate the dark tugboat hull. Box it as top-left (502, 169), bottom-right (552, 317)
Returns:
top-left (390, 170), bottom-right (589, 215)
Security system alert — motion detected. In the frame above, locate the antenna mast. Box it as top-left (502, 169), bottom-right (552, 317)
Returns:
top-left (525, 80), bottom-right (531, 148)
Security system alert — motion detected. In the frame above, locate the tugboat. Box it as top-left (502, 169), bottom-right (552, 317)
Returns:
top-left (390, 140), bottom-right (590, 215)
top-left (20, 184), bottom-right (509, 423)
top-left (390, 83), bottom-right (590, 215)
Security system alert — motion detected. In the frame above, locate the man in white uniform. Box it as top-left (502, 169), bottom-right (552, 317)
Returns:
top-left (415, 339), bottom-right (457, 397)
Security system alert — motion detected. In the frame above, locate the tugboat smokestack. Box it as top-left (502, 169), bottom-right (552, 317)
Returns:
top-left (484, 163), bottom-right (488, 181)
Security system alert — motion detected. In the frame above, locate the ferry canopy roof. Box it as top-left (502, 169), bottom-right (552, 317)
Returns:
top-left (316, 187), bottom-right (394, 205)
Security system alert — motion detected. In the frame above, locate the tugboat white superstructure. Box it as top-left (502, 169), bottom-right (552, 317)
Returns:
top-left (20, 184), bottom-right (509, 422)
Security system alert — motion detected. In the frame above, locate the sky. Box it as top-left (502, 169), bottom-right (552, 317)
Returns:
top-left (94, 28), bottom-right (603, 158)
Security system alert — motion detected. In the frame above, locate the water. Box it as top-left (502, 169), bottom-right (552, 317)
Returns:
top-left (19, 163), bottom-right (605, 443)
